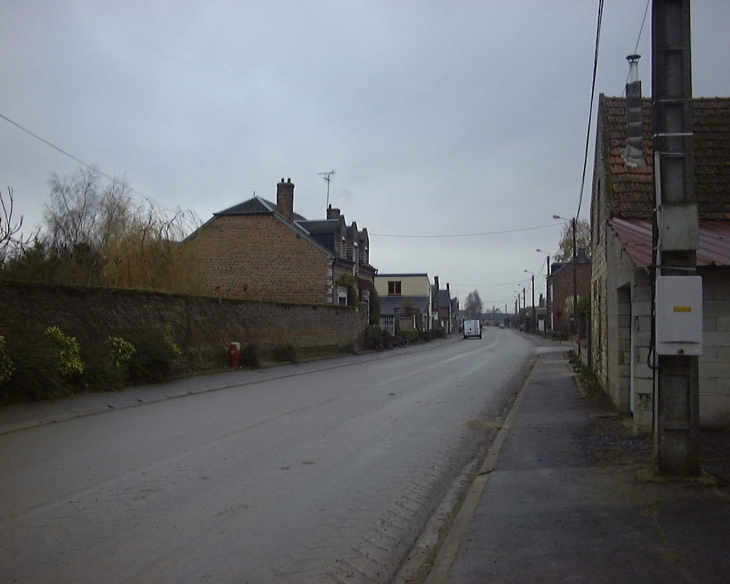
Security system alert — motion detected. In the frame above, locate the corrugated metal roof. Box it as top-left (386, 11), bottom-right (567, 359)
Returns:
top-left (610, 217), bottom-right (730, 267)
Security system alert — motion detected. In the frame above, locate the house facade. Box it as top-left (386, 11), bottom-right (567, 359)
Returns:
top-left (590, 93), bottom-right (730, 434)
top-left (549, 250), bottom-right (592, 336)
top-left (431, 276), bottom-right (459, 334)
top-left (375, 273), bottom-right (432, 334)
top-left (185, 179), bottom-right (376, 310)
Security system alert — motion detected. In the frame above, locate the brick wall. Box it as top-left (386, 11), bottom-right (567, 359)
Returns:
top-left (186, 214), bottom-right (332, 304)
top-left (0, 281), bottom-right (367, 370)
top-left (550, 263), bottom-right (591, 334)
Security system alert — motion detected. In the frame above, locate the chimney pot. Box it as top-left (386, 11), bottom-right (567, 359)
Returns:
top-left (276, 178), bottom-right (295, 222)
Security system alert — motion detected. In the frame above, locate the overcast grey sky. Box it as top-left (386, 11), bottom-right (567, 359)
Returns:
top-left (3, 1), bottom-right (730, 310)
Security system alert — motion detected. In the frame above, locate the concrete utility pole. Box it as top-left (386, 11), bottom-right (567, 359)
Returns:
top-left (522, 288), bottom-right (526, 329)
top-left (571, 219), bottom-right (578, 336)
top-left (537, 249), bottom-right (551, 334)
top-left (652, 0), bottom-right (701, 476)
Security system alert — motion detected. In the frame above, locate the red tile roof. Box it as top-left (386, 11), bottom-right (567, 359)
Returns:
top-left (599, 96), bottom-right (730, 220)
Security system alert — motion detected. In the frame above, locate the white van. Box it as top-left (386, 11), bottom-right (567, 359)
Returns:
top-left (463, 320), bottom-right (482, 339)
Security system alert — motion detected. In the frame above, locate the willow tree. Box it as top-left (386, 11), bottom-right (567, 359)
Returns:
top-left (8, 167), bottom-right (201, 292)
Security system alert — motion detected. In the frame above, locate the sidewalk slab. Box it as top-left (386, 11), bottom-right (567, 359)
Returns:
top-left (444, 351), bottom-right (730, 584)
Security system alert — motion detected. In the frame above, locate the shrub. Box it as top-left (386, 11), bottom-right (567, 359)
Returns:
top-left (400, 329), bottom-right (421, 345)
top-left (363, 325), bottom-right (386, 351)
top-left (0, 334), bottom-right (66, 402)
top-left (0, 336), bottom-right (14, 384)
top-left (240, 343), bottom-right (261, 368)
top-left (272, 343), bottom-right (297, 363)
top-left (80, 358), bottom-right (125, 392)
top-left (45, 326), bottom-right (84, 379)
top-left (107, 336), bottom-right (136, 369)
top-left (126, 330), bottom-right (179, 383)
top-left (163, 325), bottom-right (183, 360)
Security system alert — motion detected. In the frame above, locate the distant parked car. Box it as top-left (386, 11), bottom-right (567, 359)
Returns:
top-left (498, 323), bottom-right (505, 329)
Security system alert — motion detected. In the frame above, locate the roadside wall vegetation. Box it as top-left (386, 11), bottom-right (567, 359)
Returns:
top-left (0, 280), bottom-right (368, 403)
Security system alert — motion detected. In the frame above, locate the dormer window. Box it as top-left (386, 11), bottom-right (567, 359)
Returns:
top-left (388, 281), bottom-right (402, 295)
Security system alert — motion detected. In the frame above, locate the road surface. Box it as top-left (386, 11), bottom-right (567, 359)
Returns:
top-left (1, 328), bottom-right (540, 583)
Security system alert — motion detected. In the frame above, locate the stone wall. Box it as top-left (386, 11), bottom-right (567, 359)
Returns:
top-left (0, 281), bottom-right (367, 369)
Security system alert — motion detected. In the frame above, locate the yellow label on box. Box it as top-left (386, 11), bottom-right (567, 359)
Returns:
top-left (673, 306), bottom-right (692, 312)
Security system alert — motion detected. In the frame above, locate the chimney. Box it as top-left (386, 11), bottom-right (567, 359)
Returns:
top-left (623, 54), bottom-right (646, 167)
top-left (327, 204), bottom-right (341, 220)
top-left (276, 178), bottom-right (294, 222)
top-left (434, 276), bottom-right (440, 310)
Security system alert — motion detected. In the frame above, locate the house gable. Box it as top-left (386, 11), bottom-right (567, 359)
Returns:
top-left (188, 213), bottom-right (332, 303)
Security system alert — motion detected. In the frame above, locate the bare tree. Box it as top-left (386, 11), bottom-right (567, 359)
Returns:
top-left (45, 167), bottom-right (135, 252)
top-left (1, 187), bottom-right (35, 265)
top-left (464, 290), bottom-right (483, 319)
top-left (8, 166), bottom-right (201, 291)
top-left (553, 218), bottom-right (591, 262)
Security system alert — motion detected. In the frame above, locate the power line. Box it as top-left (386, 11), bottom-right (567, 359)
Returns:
top-left (0, 112), bottom-right (176, 212)
top-left (623, 0), bottom-right (651, 95)
top-left (575, 0), bottom-right (604, 220)
top-left (634, 0), bottom-right (650, 54)
top-left (452, 278), bottom-right (525, 290)
top-left (371, 222), bottom-right (563, 238)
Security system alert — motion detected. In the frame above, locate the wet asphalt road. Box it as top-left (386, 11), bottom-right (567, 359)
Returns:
top-left (1, 329), bottom-right (538, 583)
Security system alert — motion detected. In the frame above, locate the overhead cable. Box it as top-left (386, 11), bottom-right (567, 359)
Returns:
top-left (0, 112), bottom-right (176, 212)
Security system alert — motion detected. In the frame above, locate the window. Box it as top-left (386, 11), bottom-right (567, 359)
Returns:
top-left (337, 286), bottom-right (348, 305)
top-left (388, 281), bottom-right (402, 295)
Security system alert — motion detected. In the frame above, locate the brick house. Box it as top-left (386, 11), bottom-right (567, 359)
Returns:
top-left (185, 179), bottom-right (376, 310)
top-left (590, 92), bottom-right (730, 434)
top-left (549, 250), bottom-right (592, 336)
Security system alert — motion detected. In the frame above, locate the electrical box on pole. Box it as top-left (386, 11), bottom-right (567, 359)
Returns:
top-left (655, 276), bottom-right (703, 356)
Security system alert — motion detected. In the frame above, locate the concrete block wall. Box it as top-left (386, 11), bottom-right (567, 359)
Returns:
top-left (700, 268), bottom-right (730, 427)
top-left (631, 273), bottom-right (654, 436)
top-left (0, 281), bottom-right (367, 373)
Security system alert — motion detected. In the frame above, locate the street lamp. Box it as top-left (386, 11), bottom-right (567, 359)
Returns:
top-left (524, 270), bottom-right (535, 333)
top-left (553, 215), bottom-right (578, 336)
top-left (537, 249), bottom-right (551, 334)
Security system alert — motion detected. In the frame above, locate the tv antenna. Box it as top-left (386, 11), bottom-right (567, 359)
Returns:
top-left (318, 170), bottom-right (335, 208)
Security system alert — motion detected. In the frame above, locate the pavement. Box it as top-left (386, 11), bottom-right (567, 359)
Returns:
top-left (426, 347), bottom-right (730, 584)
